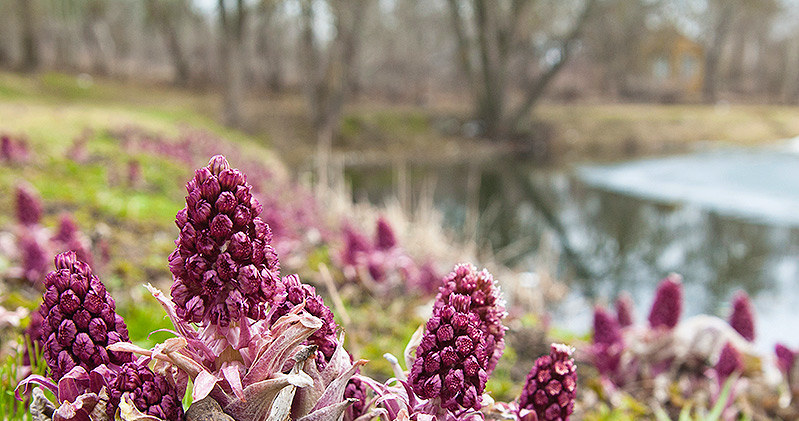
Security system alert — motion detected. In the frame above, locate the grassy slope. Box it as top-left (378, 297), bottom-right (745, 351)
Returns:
top-left (0, 71), bottom-right (281, 349)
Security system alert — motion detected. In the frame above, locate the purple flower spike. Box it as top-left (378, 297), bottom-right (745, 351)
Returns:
top-left (593, 306), bottom-right (622, 346)
top-left (342, 225), bottom-right (371, 266)
top-left (615, 292), bottom-right (635, 328)
top-left (53, 214), bottom-right (80, 244)
top-left (519, 344), bottom-right (577, 421)
top-left (715, 342), bottom-right (743, 384)
top-left (169, 155), bottom-right (281, 326)
top-left (16, 184), bottom-right (43, 226)
top-left (775, 343), bottom-right (796, 377)
top-left (410, 263), bottom-right (506, 412)
top-left (40, 251), bottom-right (131, 381)
top-left (108, 359), bottom-right (184, 420)
top-left (375, 216), bottom-right (397, 250)
top-left (270, 274), bottom-right (338, 366)
top-left (648, 274), bottom-right (683, 330)
top-left (728, 290), bottom-right (755, 342)
top-left (20, 233), bottom-right (49, 283)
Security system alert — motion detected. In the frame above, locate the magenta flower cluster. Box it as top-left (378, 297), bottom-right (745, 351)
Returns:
top-left (269, 273), bottom-right (338, 365)
top-left (647, 274), bottom-right (683, 329)
top-left (0, 133), bottom-right (30, 164)
top-left (518, 344), bottom-right (577, 421)
top-left (109, 359), bottom-right (184, 420)
top-left (409, 263), bottom-right (507, 412)
top-left (20, 251), bottom-right (184, 420)
top-left (38, 251), bottom-right (131, 380)
top-left (168, 155), bottom-right (281, 326)
top-left (16, 185), bottom-right (43, 227)
top-left (728, 291), bottom-right (755, 342)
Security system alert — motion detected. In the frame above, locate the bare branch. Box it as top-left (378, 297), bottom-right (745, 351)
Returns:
top-left (508, 0), bottom-right (597, 131)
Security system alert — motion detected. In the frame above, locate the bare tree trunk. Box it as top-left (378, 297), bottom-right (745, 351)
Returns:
top-left (164, 22), bottom-right (190, 86)
top-left (17, 0), bottom-right (39, 72)
top-left (474, 0), bottom-right (504, 139)
top-left (219, 0), bottom-right (247, 127)
top-left (507, 0), bottom-right (596, 131)
top-left (256, 1), bottom-right (283, 92)
top-left (446, 0), bottom-right (595, 139)
top-left (703, 2), bottom-right (734, 104)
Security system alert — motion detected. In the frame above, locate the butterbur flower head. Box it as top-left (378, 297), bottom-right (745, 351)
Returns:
top-left (40, 251), bottom-right (131, 380)
top-left (410, 264), bottom-right (506, 412)
top-left (108, 359), bottom-right (184, 420)
top-left (615, 292), bottom-right (635, 328)
top-left (375, 216), bottom-right (397, 250)
top-left (342, 225), bottom-right (371, 266)
top-left (0, 135), bottom-right (11, 160)
top-left (16, 184), bottom-right (43, 226)
top-left (728, 290), bottom-right (755, 342)
top-left (592, 306), bottom-right (622, 346)
top-left (519, 344), bottom-right (577, 421)
top-left (53, 214), bottom-right (80, 244)
top-left (715, 342), bottom-right (742, 383)
top-left (20, 233), bottom-right (49, 282)
top-left (648, 274), bottom-right (683, 330)
top-left (775, 343), bottom-right (796, 377)
top-left (270, 274), bottom-right (338, 366)
top-left (169, 155), bottom-right (281, 326)
top-left (344, 376), bottom-right (368, 421)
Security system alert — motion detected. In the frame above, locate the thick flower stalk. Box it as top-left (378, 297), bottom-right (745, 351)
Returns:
top-left (409, 263), bottom-right (507, 413)
top-left (518, 344), bottom-right (577, 421)
top-left (16, 184), bottom-right (43, 226)
top-left (39, 251), bottom-right (131, 380)
top-left (168, 155), bottom-right (281, 327)
top-left (647, 274), bottom-right (683, 330)
top-left (728, 291), bottom-right (755, 342)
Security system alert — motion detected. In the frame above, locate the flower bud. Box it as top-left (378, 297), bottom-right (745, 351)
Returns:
top-left (410, 264), bottom-right (506, 412)
top-left (519, 344), bottom-right (577, 421)
top-left (40, 251), bottom-right (131, 380)
top-left (648, 274), bottom-right (683, 330)
top-left (169, 156), bottom-right (281, 325)
top-left (728, 290), bottom-right (755, 342)
top-left (16, 184), bottom-right (43, 226)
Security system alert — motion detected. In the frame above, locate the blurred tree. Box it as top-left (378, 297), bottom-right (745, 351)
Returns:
top-left (700, 0), bottom-right (735, 103)
top-left (584, 0), bottom-right (660, 98)
top-left (447, 0), bottom-right (597, 139)
top-left (300, 0), bottom-right (371, 149)
top-left (82, 0), bottom-right (114, 76)
top-left (255, 0), bottom-right (285, 93)
top-left (144, 0), bottom-right (193, 86)
top-left (17, 0), bottom-right (39, 72)
top-left (218, 0), bottom-right (248, 127)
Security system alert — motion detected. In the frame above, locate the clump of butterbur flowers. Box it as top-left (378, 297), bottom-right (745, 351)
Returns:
top-left (17, 155), bottom-right (578, 421)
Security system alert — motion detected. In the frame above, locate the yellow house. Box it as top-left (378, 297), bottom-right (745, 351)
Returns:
top-left (641, 27), bottom-right (705, 96)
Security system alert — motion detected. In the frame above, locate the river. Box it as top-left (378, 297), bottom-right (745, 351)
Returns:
top-left (345, 139), bottom-right (799, 353)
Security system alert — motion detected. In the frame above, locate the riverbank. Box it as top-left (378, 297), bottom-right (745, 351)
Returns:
top-left (3, 72), bottom-right (799, 169)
